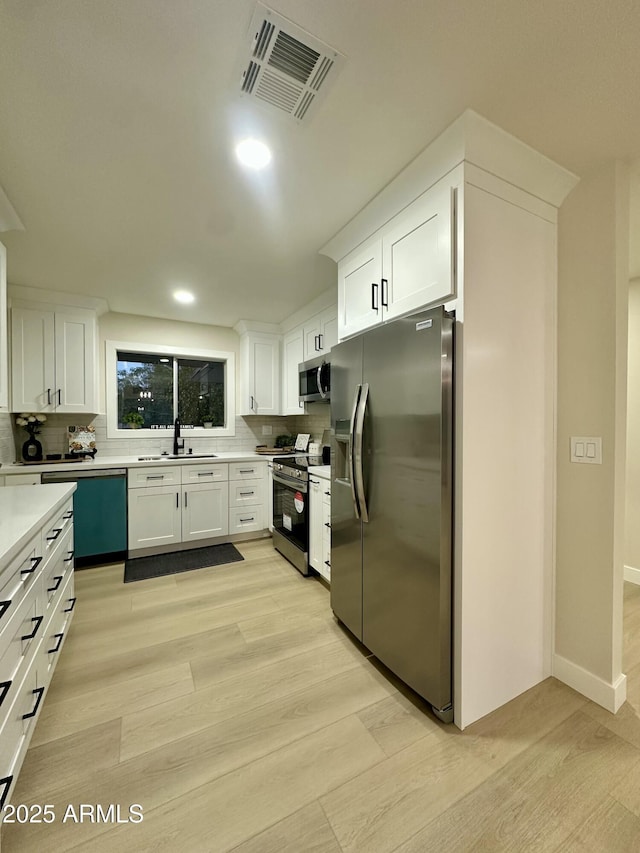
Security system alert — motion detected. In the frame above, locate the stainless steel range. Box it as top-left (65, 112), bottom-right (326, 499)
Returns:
top-left (271, 455), bottom-right (322, 575)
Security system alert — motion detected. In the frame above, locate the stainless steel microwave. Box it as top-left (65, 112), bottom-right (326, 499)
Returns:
top-left (298, 354), bottom-right (330, 402)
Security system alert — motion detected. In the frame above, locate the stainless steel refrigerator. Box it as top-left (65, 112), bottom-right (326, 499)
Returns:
top-left (330, 305), bottom-right (453, 722)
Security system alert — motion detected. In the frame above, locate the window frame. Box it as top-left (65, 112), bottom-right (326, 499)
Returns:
top-left (106, 340), bottom-right (236, 438)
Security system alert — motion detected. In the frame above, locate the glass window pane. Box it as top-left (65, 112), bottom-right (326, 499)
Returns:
top-left (177, 358), bottom-right (225, 428)
top-left (116, 352), bottom-right (173, 429)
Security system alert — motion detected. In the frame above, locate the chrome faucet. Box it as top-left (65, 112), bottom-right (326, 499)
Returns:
top-left (173, 417), bottom-right (184, 455)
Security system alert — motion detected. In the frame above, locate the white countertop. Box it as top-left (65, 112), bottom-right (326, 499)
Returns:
top-left (308, 465), bottom-right (331, 479)
top-left (0, 483), bottom-right (76, 568)
top-left (0, 451), bottom-right (271, 476)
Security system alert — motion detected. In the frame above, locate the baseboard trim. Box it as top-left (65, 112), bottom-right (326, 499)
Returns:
top-left (624, 564), bottom-right (640, 585)
top-left (553, 654), bottom-right (627, 713)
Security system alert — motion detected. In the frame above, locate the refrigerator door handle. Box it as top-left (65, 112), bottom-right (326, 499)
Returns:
top-left (349, 384), bottom-right (362, 519)
top-left (354, 382), bottom-right (369, 523)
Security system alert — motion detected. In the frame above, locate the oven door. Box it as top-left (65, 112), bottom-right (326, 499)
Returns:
top-left (272, 471), bottom-right (310, 574)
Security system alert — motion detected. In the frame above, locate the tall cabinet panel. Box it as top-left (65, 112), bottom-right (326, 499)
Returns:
top-left (11, 307), bottom-right (55, 411)
top-left (54, 312), bottom-right (95, 413)
top-left (237, 330), bottom-right (281, 416)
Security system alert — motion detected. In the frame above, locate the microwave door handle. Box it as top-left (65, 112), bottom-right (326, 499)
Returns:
top-left (354, 382), bottom-right (369, 523)
top-left (349, 385), bottom-right (362, 519)
top-left (317, 364), bottom-right (328, 399)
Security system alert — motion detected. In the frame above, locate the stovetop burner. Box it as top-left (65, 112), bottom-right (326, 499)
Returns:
top-left (272, 454), bottom-right (324, 480)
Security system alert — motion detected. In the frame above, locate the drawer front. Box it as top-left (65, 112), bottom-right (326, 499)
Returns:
top-left (0, 661), bottom-right (41, 810)
top-left (229, 478), bottom-right (264, 508)
top-left (229, 506), bottom-right (264, 534)
top-left (128, 466), bottom-right (181, 489)
top-left (42, 499), bottom-right (74, 560)
top-left (0, 595), bottom-right (40, 721)
top-left (41, 528), bottom-right (74, 623)
top-left (0, 535), bottom-right (43, 650)
top-left (40, 572), bottom-right (74, 687)
top-left (181, 463), bottom-right (228, 485)
top-left (229, 462), bottom-right (265, 482)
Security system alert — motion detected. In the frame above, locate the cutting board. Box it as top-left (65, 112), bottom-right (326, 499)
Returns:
top-left (255, 446), bottom-right (295, 455)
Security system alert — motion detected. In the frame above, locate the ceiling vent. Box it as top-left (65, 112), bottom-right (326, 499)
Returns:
top-left (239, 4), bottom-right (345, 123)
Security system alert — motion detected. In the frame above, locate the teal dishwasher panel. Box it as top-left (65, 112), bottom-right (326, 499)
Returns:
top-left (73, 476), bottom-right (127, 558)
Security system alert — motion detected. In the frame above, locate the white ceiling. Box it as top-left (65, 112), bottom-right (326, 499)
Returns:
top-left (2, 0), bottom-right (640, 325)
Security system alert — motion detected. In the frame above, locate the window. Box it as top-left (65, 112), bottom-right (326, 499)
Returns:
top-left (106, 341), bottom-right (236, 438)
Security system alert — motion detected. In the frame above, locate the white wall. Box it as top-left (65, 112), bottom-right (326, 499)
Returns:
top-left (555, 161), bottom-right (629, 711)
top-left (625, 278), bottom-right (640, 582)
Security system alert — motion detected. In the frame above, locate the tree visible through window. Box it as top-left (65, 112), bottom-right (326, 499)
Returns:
top-left (117, 351), bottom-right (225, 429)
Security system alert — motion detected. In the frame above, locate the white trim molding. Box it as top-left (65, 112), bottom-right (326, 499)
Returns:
top-left (553, 653), bottom-right (627, 713)
top-left (624, 564), bottom-right (640, 585)
top-left (105, 339), bottom-right (236, 439)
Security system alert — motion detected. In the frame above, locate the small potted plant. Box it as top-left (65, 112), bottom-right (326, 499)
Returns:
top-left (202, 416), bottom-right (215, 429)
top-left (123, 411), bottom-right (144, 429)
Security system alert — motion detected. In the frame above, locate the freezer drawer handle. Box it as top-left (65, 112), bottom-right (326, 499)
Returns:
top-left (23, 686), bottom-right (45, 720)
top-left (64, 597), bottom-right (77, 613)
top-left (21, 556), bottom-right (43, 576)
top-left (0, 680), bottom-right (12, 709)
top-left (48, 633), bottom-right (64, 654)
top-left (47, 576), bottom-right (63, 594)
top-left (46, 528), bottom-right (63, 542)
top-left (21, 615), bottom-right (43, 642)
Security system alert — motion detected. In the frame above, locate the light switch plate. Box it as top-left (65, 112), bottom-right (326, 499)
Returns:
top-left (570, 436), bottom-right (602, 464)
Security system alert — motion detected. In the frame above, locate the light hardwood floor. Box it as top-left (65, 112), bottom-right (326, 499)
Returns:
top-left (3, 542), bottom-right (640, 852)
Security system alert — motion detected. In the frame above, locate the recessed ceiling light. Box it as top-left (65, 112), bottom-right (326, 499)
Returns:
top-left (174, 290), bottom-right (195, 304)
top-left (235, 138), bottom-right (272, 170)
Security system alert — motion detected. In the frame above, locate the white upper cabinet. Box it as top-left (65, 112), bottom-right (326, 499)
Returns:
top-left (302, 306), bottom-right (339, 360)
top-left (238, 330), bottom-right (281, 416)
top-left (337, 179), bottom-right (455, 340)
top-left (11, 303), bottom-right (97, 413)
top-left (0, 242), bottom-right (7, 411)
top-left (281, 326), bottom-right (305, 415)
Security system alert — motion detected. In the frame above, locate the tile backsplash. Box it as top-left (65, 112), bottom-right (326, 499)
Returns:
top-left (5, 405), bottom-right (331, 462)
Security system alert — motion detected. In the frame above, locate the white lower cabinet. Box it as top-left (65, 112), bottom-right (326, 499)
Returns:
top-left (0, 491), bottom-right (75, 813)
top-left (309, 473), bottom-right (331, 582)
top-left (128, 464), bottom-right (230, 552)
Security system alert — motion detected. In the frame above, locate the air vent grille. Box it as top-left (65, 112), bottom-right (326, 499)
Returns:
top-left (238, 3), bottom-right (345, 123)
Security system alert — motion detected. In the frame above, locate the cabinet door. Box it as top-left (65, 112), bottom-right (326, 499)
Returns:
top-left (0, 241), bottom-right (7, 411)
top-left (54, 311), bottom-right (96, 413)
top-left (240, 333), bottom-right (281, 416)
top-left (182, 483), bottom-right (228, 542)
top-left (128, 485), bottom-right (182, 551)
top-left (337, 240), bottom-right (383, 340)
top-left (308, 476), bottom-right (323, 573)
top-left (11, 308), bottom-right (56, 412)
top-left (281, 328), bottom-right (305, 415)
top-left (319, 307), bottom-right (338, 352)
top-left (382, 183), bottom-right (455, 321)
top-left (303, 317), bottom-right (322, 361)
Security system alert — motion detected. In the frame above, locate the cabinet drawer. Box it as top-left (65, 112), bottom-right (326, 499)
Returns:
top-left (0, 534), bottom-right (43, 651)
top-left (41, 528), bottom-right (73, 622)
top-left (0, 595), bottom-right (41, 721)
top-left (181, 463), bottom-right (228, 484)
top-left (40, 571), bottom-right (74, 686)
top-left (229, 506), bottom-right (264, 534)
top-left (128, 466), bottom-right (181, 488)
top-left (229, 462), bottom-right (265, 481)
top-left (0, 660), bottom-right (41, 809)
top-left (42, 499), bottom-right (74, 560)
top-left (229, 479), bottom-right (264, 507)
top-left (4, 474), bottom-right (41, 486)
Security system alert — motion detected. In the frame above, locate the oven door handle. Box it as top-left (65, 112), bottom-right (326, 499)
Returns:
top-left (272, 472), bottom-right (308, 494)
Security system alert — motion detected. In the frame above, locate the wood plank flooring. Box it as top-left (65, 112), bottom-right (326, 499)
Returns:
top-left (3, 542), bottom-right (640, 851)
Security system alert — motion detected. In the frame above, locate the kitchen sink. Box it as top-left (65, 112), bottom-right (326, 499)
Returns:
top-left (137, 454), bottom-right (217, 461)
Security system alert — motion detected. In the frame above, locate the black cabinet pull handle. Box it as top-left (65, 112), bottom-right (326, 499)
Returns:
top-left (239, 491), bottom-right (254, 496)
top-left (47, 388), bottom-right (51, 405)
top-left (324, 522), bottom-right (331, 528)
top-left (0, 601), bottom-right (11, 622)
top-left (64, 597), bottom-right (77, 613)
top-left (46, 528), bottom-right (62, 542)
top-left (23, 686), bottom-right (45, 719)
top-left (21, 615), bottom-right (43, 642)
top-left (185, 491), bottom-right (188, 508)
top-left (324, 490), bottom-right (331, 496)
top-left (381, 277), bottom-right (388, 307)
top-left (21, 555), bottom-right (43, 576)
top-left (319, 333), bottom-right (324, 349)
top-left (64, 551), bottom-right (74, 563)
top-left (63, 510), bottom-right (74, 520)
top-left (239, 469), bottom-right (255, 474)
top-left (371, 282), bottom-right (379, 311)
top-left (324, 560), bottom-right (331, 567)
top-left (48, 633), bottom-right (64, 654)
top-left (57, 388), bottom-right (61, 405)
top-left (309, 477), bottom-right (320, 484)
top-left (0, 680), bottom-right (12, 709)
top-left (197, 472), bottom-right (214, 477)
top-left (48, 576), bottom-right (63, 594)
top-left (0, 775), bottom-right (14, 810)
top-left (239, 517), bottom-right (255, 523)
top-left (176, 492), bottom-right (179, 508)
